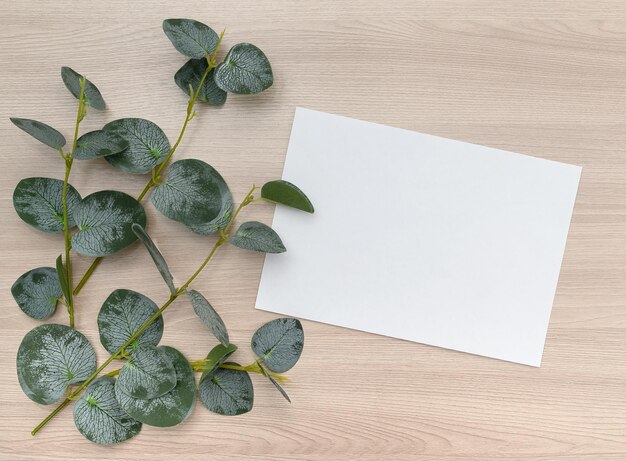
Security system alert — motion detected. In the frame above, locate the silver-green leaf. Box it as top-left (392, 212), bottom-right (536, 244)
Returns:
top-left (198, 362), bottom-right (253, 416)
top-left (229, 221), bottom-right (286, 253)
top-left (116, 345), bottom-right (177, 400)
top-left (261, 180), bottom-right (314, 213)
top-left (131, 224), bottom-right (176, 295)
top-left (16, 324), bottom-right (97, 405)
top-left (10, 117), bottom-right (66, 149)
top-left (251, 318), bottom-right (304, 373)
top-left (72, 130), bottom-right (128, 160)
top-left (214, 43), bottom-right (273, 95)
top-left (186, 290), bottom-right (229, 346)
top-left (74, 377), bottom-right (142, 445)
top-left (200, 343), bottom-right (237, 382)
top-left (163, 19), bottom-right (219, 59)
top-left (97, 289), bottom-right (164, 355)
top-left (13, 177), bottom-right (81, 233)
top-left (71, 190), bottom-right (147, 257)
top-left (174, 59), bottom-right (226, 105)
top-left (258, 361), bottom-right (290, 403)
top-left (11, 267), bottom-right (61, 320)
top-left (61, 66), bottom-right (106, 110)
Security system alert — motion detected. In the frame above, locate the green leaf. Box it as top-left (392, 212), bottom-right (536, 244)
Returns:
top-left (74, 377), bottom-right (142, 445)
top-left (115, 347), bottom-right (195, 427)
top-left (131, 224), bottom-right (176, 295)
top-left (151, 159), bottom-right (232, 234)
top-left (186, 290), bottom-right (229, 346)
top-left (200, 343), bottom-right (237, 382)
top-left (174, 59), bottom-right (227, 105)
top-left (61, 66), bottom-right (106, 110)
top-left (10, 117), bottom-right (66, 149)
top-left (251, 318), bottom-right (304, 373)
top-left (258, 362), bottom-right (290, 403)
top-left (55, 255), bottom-right (70, 304)
top-left (72, 130), bottom-right (128, 160)
top-left (229, 221), bottom-right (286, 253)
top-left (103, 118), bottom-right (171, 174)
top-left (13, 177), bottom-right (81, 233)
top-left (198, 362), bottom-right (253, 416)
top-left (97, 289), bottom-right (164, 355)
top-left (214, 43), bottom-right (273, 95)
top-left (16, 324), bottom-right (97, 405)
top-left (162, 18), bottom-right (219, 59)
top-left (71, 190), bottom-right (147, 257)
top-left (116, 345), bottom-right (177, 400)
top-left (11, 267), bottom-right (62, 320)
top-left (261, 180), bottom-right (314, 213)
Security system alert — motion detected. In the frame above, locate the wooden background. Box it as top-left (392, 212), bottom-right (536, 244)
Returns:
top-left (1, 1), bottom-right (625, 460)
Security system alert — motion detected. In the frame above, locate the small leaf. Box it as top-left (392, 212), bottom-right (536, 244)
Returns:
top-left (132, 224), bottom-right (176, 295)
top-left (151, 159), bottom-right (232, 234)
top-left (261, 180), bottom-right (314, 213)
top-left (174, 59), bottom-right (226, 105)
top-left (258, 362), bottom-right (290, 403)
top-left (74, 377), bottom-right (142, 445)
top-left (198, 362), bottom-right (253, 415)
top-left (55, 255), bottom-right (70, 304)
top-left (61, 66), bottom-right (106, 110)
top-left (16, 324), bottom-right (97, 405)
top-left (162, 18), bottom-right (219, 59)
top-left (214, 43), bottom-right (273, 95)
top-left (97, 289), bottom-right (164, 355)
top-left (13, 177), bottom-right (81, 233)
top-left (186, 290), bottom-right (229, 346)
top-left (200, 343), bottom-right (237, 382)
top-left (103, 118), bottom-right (171, 174)
top-left (10, 118), bottom-right (66, 149)
top-left (11, 267), bottom-right (62, 320)
top-left (72, 130), bottom-right (128, 160)
top-left (116, 345), bottom-right (177, 400)
top-left (251, 318), bottom-right (304, 373)
top-left (115, 347), bottom-right (195, 427)
top-left (71, 190), bottom-right (147, 257)
top-left (229, 221), bottom-right (286, 254)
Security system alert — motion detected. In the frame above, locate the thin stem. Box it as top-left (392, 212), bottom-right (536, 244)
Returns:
top-left (73, 257), bottom-right (102, 296)
top-left (220, 363), bottom-right (288, 383)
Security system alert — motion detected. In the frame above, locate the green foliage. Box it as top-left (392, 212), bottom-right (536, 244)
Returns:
top-left (214, 43), bottom-right (273, 94)
top-left (198, 362), bottom-right (254, 415)
top-left (72, 130), bottom-right (129, 160)
top-left (186, 289), bottom-right (229, 346)
top-left (61, 66), bottom-right (106, 110)
top-left (229, 221), bottom-right (286, 253)
top-left (200, 343), bottom-right (237, 382)
top-left (175, 59), bottom-right (226, 105)
top-left (55, 255), bottom-right (71, 305)
top-left (116, 345), bottom-right (177, 400)
top-left (132, 224), bottom-right (176, 294)
top-left (252, 318), bottom-right (304, 372)
top-left (163, 19), bottom-right (219, 59)
top-left (261, 180), bottom-right (314, 213)
top-left (10, 118), bottom-right (66, 149)
top-left (258, 361), bottom-right (291, 403)
top-left (11, 267), bottom-right (62, 320)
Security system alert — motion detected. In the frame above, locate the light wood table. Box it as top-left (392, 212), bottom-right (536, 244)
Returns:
top-left (1, 1), bottom-right (625, 460)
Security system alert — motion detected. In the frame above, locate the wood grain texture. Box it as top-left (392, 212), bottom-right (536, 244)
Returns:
top-left (1, 1), bottom-right (625, 459)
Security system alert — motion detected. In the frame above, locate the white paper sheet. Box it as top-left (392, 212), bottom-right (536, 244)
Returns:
top-left (255, 108), bottom-right (581, 366)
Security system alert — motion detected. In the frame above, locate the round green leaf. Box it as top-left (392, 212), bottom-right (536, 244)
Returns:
top-left (163, 18), bottom-right (219, 59)
top-left (186, 290), bottom-right (229, 346)
top-left (97, 289), bottom-right (164, 355)
top-left (200, 343), bottom-right (237, 382)
top-left (61, 66), bottom-right (106, 110)
top-left (103, 118), bottom-right (171, 174)
top-left (198, 362), bottom-right (253, 416)
top-left (74, 377), bottom-right (142, 445)
top-left (131, 224), bottom-right (176, 295)
top-left (151, 159), bottom-right (232, 233)
top-left (251, 318), bottom-right (304, 373)
top-left (214, 43), bottom-right (273, 95)
top-left (229, 221), bottom-right (286, 254)
top-left (71, 190), bottom-right (147, 257)
top-left (11, 267), bottom-right (61, 320)
top-left (115, 346), bottom-right (195, 427)
top-left (261, 180), bottom-right (314, 213)
top-left (10, 117), bottom-right (66, 149)
top-left (72, 130), bottom-right (128, 160)
top-left (16, 324), bottom-right (97, 405)
top-left (116, 345), bottom-right (177, 400)
top-left (13, 177), bottom-right (81, 233)
top-left (174, 59), bottom-right (227, 105)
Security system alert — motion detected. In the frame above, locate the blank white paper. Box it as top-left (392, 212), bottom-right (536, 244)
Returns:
top-left (256, 108), bottom-right (581, 366)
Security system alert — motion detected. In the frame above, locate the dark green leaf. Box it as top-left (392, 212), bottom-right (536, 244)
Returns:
top-left (71, 190), bottom-right (147, 257)
top-left (251, 318), bottom-right (304, 373)
top-left (10, 117), bottom-right (66, 149)
top-left (55, 255), bottom-right (70, 304)
top-left (162, 18), bottom-right (219, 59)
top-left (13, 177), bottom-right (81, 233)
top-left (115, 347), bottom-right (195, 427)
top-left (214, 43), bottom-right (273, 95)
top-left (97, 289), bottom-right (164, 355)
top-left (258, 362), bottom-right (290, 403)
top-left (229, 221), bottom-right (285, 253)
top-left (261, 180), bottom-right (314, 213)
top-left (131, 224), bottom-right (176, 294)
top-left (174, 58), bottom-right (226, 105)
top-left (200, 343), bottom-right (237, 382)
top-left (198, 362), bottom-right (253, 415)
top-left (72, 130), bottom-right (128, 160)
top-left (16, 324), bottom-right (97, 405)
top-left (186, 290), bottom-right (229, 346)
top-left (103, 118), bottom-right (171, 174)
top-left (11, 267), bottom-right (61, 320)
top-left (61, 66), bottom-right (106, 110)
top-left (116, 345), bottom-right (177, 400)
top-left (74, 377), bottom-right (142, 445)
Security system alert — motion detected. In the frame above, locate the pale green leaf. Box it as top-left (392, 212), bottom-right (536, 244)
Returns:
top-left (162, 18), bottom-right (219, 59)
top-left (200, 343), bottom-right (237, 382)
top-left (61, 66), bottom-right (106, 110)
top-left (174, 59), bottom-right (226, 105)
top-left (10, 117), bottom-right (66, 149)
top-left (11, 267), bottom-right (61, 320)
top-left (251, 318), bottom-right (304, 373)
top-left (229, 221), bottom-right (285, 253)
top-left (261, 180), bottom-right (314, 213)
top-left (131, 224), bottom-right (176, 295)
top-left (72, 130), bottom-right (128, 160)
top-left (186, 290), bottom-right (229, 346)
top-left (214, 43), bottom-right (273, 94)
top-left (116, 345), bottom-right (176, 400)
top-left (198, 362), bottom-right (253, 416)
